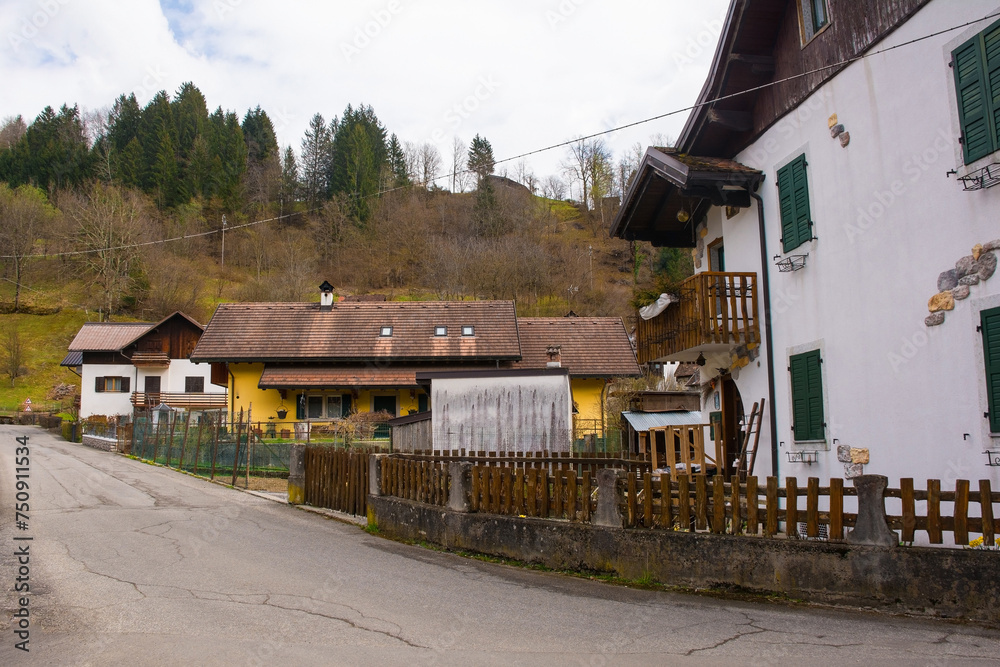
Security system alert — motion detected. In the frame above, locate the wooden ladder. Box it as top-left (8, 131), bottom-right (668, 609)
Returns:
top-left (734, 398), bottom-right (765, 481)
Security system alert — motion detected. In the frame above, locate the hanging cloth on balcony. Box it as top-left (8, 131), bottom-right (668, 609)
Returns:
top-left (639, 293), bottom-right (678, 320)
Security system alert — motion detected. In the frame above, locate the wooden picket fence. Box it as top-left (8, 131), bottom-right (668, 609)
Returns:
top-left (303, 447), bottom-right (369, 516)
top-left (401, 450), bottom-right (651, 476)
top-left (468, 466), bottom-right (595, 522)
top-left (622, 474), bottom-right (999, 546)
top-left (380, 457), bottom-right (451, 506)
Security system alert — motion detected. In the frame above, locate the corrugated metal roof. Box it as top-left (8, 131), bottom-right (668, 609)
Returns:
top-left (60, 351), bottom-right (82, 367)
top-left (68, 322), bottom-right (154, 352)
top-left (621, 410), bottom-right (704, 431)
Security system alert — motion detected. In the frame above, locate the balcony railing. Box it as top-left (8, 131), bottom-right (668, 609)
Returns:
top-left (636, 271), bottom-right (758, 364)
top-left (131, 392), bottom-right (228, 410)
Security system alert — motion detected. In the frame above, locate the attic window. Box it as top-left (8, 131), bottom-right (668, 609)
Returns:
top-left (379, 326), bottom-right (393, 337)
top-left (799, 0), bottom-right (830, 44)
top-left (434, 326), bottom-right (447, 337)
top-left (461, 325), bottom-right (475, 337)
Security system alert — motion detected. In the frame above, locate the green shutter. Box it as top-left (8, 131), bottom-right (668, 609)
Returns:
top-left (790, 350), bottom-right (825, 441)
top-left (777, 155), bottom-right (811, 253)
top-left (982, 307), bottom-right (1000, 433)
top-left (953, 19), bottom-right (1000, 164)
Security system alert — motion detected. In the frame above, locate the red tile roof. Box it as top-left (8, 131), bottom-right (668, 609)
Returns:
top-left (191, 301), bottom-right (520, 363)
top-left (258, 363), bottom-right (503, 388)
top-left (512, 317), bottom-right (640, 378)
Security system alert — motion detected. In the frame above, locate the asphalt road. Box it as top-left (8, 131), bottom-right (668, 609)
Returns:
top-left (1, 425), bottom-right (998, 666)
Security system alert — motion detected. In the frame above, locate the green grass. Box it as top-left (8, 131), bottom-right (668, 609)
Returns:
top-left (0, 308), bottom-right (89, 412)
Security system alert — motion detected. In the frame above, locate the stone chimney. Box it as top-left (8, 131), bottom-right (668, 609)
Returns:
top-left (546, 345), bottom-right (562, 368)
top-left (319, 280), bottom-right (335, 311)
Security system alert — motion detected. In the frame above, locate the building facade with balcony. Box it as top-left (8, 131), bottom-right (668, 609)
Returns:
top-left (613, 0), bottom-right (1000, 486)
top-left (63, 312), bottom-right (226, 419)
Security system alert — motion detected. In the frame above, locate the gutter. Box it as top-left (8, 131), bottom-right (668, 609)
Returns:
top-left (750, 190), bottom-right (780, 478)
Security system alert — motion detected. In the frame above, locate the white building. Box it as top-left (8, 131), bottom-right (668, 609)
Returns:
top-left (612, 0), bottom-right (1000, 486)
top-left (63, 312), bottom-right (226, 419)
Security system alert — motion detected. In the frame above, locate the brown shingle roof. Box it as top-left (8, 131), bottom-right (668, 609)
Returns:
top-left (512, 317), bottom-right (640, 378)
top-left (68, 322), bottom-right (154, 352)
top-left (258, 363), bottom-right (502, 389)
top-left (652, 148), bottom-right (761, 175)
top-left (191, 301), bottom-right (520, 363)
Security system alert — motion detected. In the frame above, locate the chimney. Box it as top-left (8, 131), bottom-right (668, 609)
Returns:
top-left (319, 280), bottom-right (335, 310)
top-left (546, 345), bottom-right (562, 368)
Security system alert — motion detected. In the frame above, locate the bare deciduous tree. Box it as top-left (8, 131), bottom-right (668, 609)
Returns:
top-left (67, 183), bottom-right (151, 319)
top-left (0, 183), bottom-right (57, 311)
top-left (450, 136), bottom-right (469, 193)
top-left (2, 319), bottom-right (25, 387)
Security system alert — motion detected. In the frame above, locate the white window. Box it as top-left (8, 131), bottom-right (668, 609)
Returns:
top-left (380, 326), bottom-right (393, 337)
top-left (435, 325), bottom-right (447, 336)
top-left (461, 325), bottom-right (475, 337)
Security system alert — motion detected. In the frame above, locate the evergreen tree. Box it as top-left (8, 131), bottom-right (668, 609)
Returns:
top-left (329, 104), bottom-right (388, 222)
top-left (138, 91), bottom-right (178, 199)
top-left (386, 133), bottom-right (409, 188)
top-left (467, 134), bottom-right (495, 185)
top-left (299, 113), bottom-right (331, 208)
top-left (99, 94), bottom-right (143, 185)
top-left (279, 145), bottom-right (300, 214)
top-left (4, 105), bottom-right (93, 192)
top-left (171, 82), bottom-right (209, 200)
top-left (242, 106), bottom-right (278, 163)
top-left (206, 107), bottom-right (247, 211)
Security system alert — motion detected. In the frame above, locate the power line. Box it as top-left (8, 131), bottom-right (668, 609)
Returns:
top-left (2, 10), bottom-right (996, 262)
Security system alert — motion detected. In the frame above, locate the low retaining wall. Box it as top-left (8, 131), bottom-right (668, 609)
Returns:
top-left (368, 495), bottom-right (1000, 625)
top-left (82, 434), bottom-right (117, 453)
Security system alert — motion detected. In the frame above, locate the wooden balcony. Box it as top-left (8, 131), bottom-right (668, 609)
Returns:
top-left (131, 392), bottom-right (228, 410)
top-left (131, 351), bottom-right (170, 367)
top-left (636, 272), bottom-right (758, 364)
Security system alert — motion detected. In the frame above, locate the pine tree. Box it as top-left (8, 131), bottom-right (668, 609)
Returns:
top-left (386, 133), bottom-right (409, 188)
top-left (300, 113), bottom-right (331, 208)
top-left (171, 82), bottom-right (209, 200)
top-left (279, 145), bottom-right (300, 214)
top-left (467, 134), bottom-right (495, 186)
top-left (329, 104), bottom-right (388, 222)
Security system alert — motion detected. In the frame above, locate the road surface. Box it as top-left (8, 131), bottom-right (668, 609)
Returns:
top-left (1, 425), bottom-right (998, 665)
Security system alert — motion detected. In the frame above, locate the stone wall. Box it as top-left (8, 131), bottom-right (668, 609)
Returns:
top-left (82, 435), bottom-right (117, 453)
top-left (368, 495), bottom-right (1000, 625)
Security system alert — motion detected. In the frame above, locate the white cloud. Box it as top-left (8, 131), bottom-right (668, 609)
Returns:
top-left (0, 0), bottom-right (731, 180)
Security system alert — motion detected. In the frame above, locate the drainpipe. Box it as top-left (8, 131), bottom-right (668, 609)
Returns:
top-left (750, 191), bottom-right (780, 478)
top-left (229, 367), bottom-right (236, 427)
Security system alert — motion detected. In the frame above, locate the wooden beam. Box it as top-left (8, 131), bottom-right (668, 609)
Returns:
top-left (706, 108), bottom-right (753, 132)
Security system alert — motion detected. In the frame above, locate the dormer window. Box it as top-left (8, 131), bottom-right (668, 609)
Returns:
top-left (379, 326), bottom-right (393, 337)
top-left (434, 326), bottom-right (447, 337)
top-left (461, 325), bottom-right (475, 337)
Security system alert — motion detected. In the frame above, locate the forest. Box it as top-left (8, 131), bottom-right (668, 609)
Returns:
top-left (0, 81), bottom-right (692, 327)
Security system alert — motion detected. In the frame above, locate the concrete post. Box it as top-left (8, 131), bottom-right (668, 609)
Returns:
top-left (287, 444), bottom-right (305, 505)
top-left (593, 469), bottom-right (625, 528)
top-left (370, 454), bottom-right (385, 496)
top-left (846, 474), bottom-right (898, 547)
top-left (448, 461), bottom-right (472, 512)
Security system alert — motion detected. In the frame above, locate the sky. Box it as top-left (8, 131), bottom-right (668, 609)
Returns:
top-left (1, 0), bottom-right (731, 187)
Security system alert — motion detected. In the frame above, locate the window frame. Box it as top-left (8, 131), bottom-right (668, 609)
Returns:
top-left (379, 326), bottom-right (393, 337)
top-left (461, 325), bottom-right (475, 337)
top-left (184, 376), bottom-right (205, 393)
top-left (789, 349), bottom-right (826, 442)
top-left (951, 18), bottom-right (1000, 165)
top-left (797, 0), bottom-right (831, 45)
top-left (776, 154), bottom-right (813, 253)
top-left (981, 306), bottom-right (1000, 433)
top-left (95, 376), bottom-right (129, 393)
top-left (434, 325), bottom-right (448, 337)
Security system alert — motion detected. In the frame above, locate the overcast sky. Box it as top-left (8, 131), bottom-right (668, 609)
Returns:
top-left (1, 0), bottom-right (731, 185)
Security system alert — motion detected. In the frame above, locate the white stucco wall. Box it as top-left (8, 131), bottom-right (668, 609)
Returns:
top-left (431, 373), bottom-right (573, 453)
top-left (80, 359), bottom-right (222, 419)
top-left (709, 0), bottom-right (1000, 488)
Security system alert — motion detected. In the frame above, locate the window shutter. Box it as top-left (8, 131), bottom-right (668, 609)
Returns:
top-left (121, 377), bottom-right (130, 393)
top-left (777, 155), bottom-right (811, 253)
top-left (342, 394), bottom-right (352, 417)
top-left (790, 350), bottom-right (825, 440)
top-left (985, 23), bottom-right (1000, 158)
top-left (953, 35), bottom-right (993, 163)
top-left (95, 377), bottom-right (105, 393)
top-left (982, 307), bottom-right (1000, 432)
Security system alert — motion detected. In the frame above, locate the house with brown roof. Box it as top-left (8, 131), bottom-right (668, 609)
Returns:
top-left (63, 312), bottom-right (225, 419)
top-left (189, 283), bottom-right (641, 443)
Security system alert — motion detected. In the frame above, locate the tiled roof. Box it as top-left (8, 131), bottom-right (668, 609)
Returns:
top-left (652, 148), bottom-right (761, 175)
top-left (259, 364), bottom-right (502, 388)
top-left (512, 317), bottom-right (641, 378)
top-left (68, 322), bottom-right (154, 352)
top-left (191, 301), bottom-right (520, 363)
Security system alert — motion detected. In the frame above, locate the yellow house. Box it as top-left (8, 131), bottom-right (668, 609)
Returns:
top-left (190, 284), bottom-right (640, 441)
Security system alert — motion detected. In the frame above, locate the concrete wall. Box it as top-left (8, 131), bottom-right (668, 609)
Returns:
top-left (692, 0), bottom-right (1000, 489)
top-left (369, 495), bottom-right (1000, 625)
top-left (432, 373), bottom-right (573, 452)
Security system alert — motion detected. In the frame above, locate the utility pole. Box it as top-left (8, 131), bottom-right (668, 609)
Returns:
top-left (589, 245), bottom-right (594, 292)
top-left (221, 214), bottom-right (227, 268)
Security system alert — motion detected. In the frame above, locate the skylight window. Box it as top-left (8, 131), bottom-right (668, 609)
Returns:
top-left (379, 326), bottom-right (393, 337)
top-left (435, 325), bottom-right (447, 337)
top-left (461, 325), bottom-right (475, 337)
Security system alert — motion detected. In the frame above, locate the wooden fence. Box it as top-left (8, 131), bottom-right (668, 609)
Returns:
top-left (468, 466), bottom-right (595, 522)
top-left (303, 448), bottom-right (369, 516)
top-left (380, 457), bottom-right (451, 506)
top-left (400, 450), bottom-right (651, 476)
top-left (621, 474), bottom-right (999, 546)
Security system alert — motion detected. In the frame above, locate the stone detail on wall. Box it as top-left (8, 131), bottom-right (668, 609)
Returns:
top-left (82, 435), bottom-right (117, 453)
top-left (928, 292), bottom-right (955, 312)
top-left (925, 245), bottom-right (996, 327)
